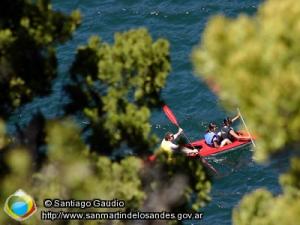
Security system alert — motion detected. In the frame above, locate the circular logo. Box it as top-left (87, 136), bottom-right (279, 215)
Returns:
top-left (4, 189), bottom-right (37, 221)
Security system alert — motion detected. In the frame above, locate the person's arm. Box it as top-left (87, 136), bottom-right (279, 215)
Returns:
top-left (173, 127), bottom-right (183, 140)
top-left (229, 129), bottom-right (251, 140)
top-left (181, 147), bottom-right (198, 155)
top-left (231, 113), bottom-right (240, 123)
top-left (212, 136), bottom-right (220, 148)
top-left (170, 142), bottom-right (179, 151)
top-left (229, 129), bottom-right (241, 140)
top-left (213, 140), bottom-right (220, 148)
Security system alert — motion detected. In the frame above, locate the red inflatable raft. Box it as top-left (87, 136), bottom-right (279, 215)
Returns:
top-left (186, 130), bottom-right (254, 157)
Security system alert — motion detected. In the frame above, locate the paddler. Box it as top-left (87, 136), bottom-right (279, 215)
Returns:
top-left (204, 122), bottom-right (231, 147)
top-left (160, 127), bottom-right (198, 155)
top-left (221, 113), bottom-right (251, 141)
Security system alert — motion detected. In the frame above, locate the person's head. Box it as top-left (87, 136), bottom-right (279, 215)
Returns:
top-left (223, 117), bottom-right (232, 126)
top-left (164, 132), bottom-right (174, 141)
top-left (208, 122), bottom-right (217, 132)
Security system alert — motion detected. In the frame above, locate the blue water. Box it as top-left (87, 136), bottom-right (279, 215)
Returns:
top-left (9, 0), bottom-right (291, 224)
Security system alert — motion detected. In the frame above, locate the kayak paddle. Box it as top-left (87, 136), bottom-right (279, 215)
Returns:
top-left (162, 105), bottom-right (218, 174)
top-left (162, 105), bottom-right (179, 127)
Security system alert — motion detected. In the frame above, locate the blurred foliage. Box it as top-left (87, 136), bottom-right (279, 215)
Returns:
top-left (0, 0), bottom-right (80, 118)
top-left (66, 28), bottom-right (171, 155)
top-left (280, 157), bottom-right (300, 193)
top-left (193, 0), bottom-right (300, 224)
top-left (152, 152), bottom-right (211, 211)
top-left (0, 119), bottom-right (9, 150)
top-left (0, 120), bottom-right (145, 225)
top-left (233, 182), bottom-right (300, 225)
top-left (193, 0), bottom-right (300, 161)
top-left (233, 189), bottom-right (274, 225)
top-left (0, 120), bottom-right (10, 179)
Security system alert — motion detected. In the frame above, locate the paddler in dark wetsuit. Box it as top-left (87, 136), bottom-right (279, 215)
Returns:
top-left (221, 113), bottom-right (251, 141)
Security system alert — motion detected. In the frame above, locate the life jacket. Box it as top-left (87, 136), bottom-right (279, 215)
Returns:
top-left (160, 139), bottom-right (172, 152)
top-left (204, 132), bottom-right (218, 146)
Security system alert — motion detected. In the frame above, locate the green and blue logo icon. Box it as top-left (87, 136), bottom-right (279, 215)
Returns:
top-left (4, 189), bottom-right (37, 221)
